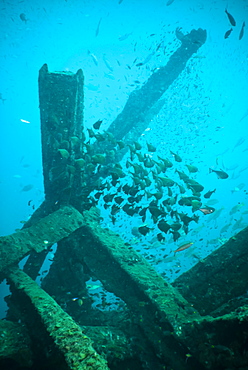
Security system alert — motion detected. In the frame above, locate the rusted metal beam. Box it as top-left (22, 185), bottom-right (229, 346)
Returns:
top-left (71, 207), bottom-right (205, 369)
top-left (38, 63), bottom-right (85, 207)
top-left (0, 320), bottom-right (32, 367)
top-left (7, 267), bottom-right (109, 370)
top-left (23, 28), bottom-right (207, 280)
top-left (179, 305), bottom-right (248, 369)
top-left (107, 28), bottom-right (207, 142)
top-left (0, 206), bottom-right (84, 277)
top-left (173, 226), bottom-right (248, 315)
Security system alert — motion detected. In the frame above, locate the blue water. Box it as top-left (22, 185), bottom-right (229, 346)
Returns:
top-left (0, 0), bottom-right (248, 317)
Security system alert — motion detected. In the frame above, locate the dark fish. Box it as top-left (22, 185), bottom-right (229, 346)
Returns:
top-left (134, 141), bottom-right (142, 150)
top-left (204, 189), bottom-right (216, 199)
top-left (95, 133), bottom-right (105, 142)
top-left (111, 204), bottom-right (121, 215)
top-left (144, 155), bottom-right (155, 168)
top-left (170, 223), bottom-right (181, 231)
top-left (177, 184), bottom-right (186, 194)
top-left (239, 21), bottom-right (245, 40)
top-left (20, 13), bottom-right (28, 23)
top-left (224, 28), bottom-right (233, 39)
top-left (128, 144), bottom-right (136, 154)
top-left (175, 170), bottom-right (189, 181)
top-left (155, 162), bottom-right (164, 174)
top-left (87, 128), bottom-right (96, 138)
top-left (171, 231), bottom-right (181, 242)
top-left (122, 203), bottom-right (140, 216)
top-left (94, 191), bottom-right (103, 200)
top-left (122, 184), bottom-right (131, 195)
top-left (151, 191), bottom-right (163, 200)
top-left (209, 168), bottom-right (229, 179)
top-left (21, 184), bottom-right (34, 192)
top-left (92, 154), bottom-right (106, 164)
top-left (170, 150), bottom-right (182, 162)
top-left (147, 142), bottom-right (156, 152)
top-left (156, 176), bottom-right (175, 187)
top-left (225, 9), bottom-right (236, 27)
top-left (111, 167), bottom-right (125, 180)
top-left (179, 213), bottom-right (199, 226)
top-left (139, 207), bottom-right (148, 222)
top-left (144, 177), bottom-right (152, 187)
top-left (136, 62), bottom-right (143, 67)
top-left (186, 181), bottom-right (204, 193)
top-left (128, 194), bottom-right (143, 203)
top-left (157, 156), bottom-right (173, 168)
top-left (105, 131), bottom-right (116, 144)
top-left (95, 18), bottom-right (102, 37)
top-left (132, 176), bottom-right (142, 186)
top-left (191, 200), bottom-right (202, 212)
top-left (157, 233), bottom-right (166, 242)
top-left (178, 196), bottom-right (200, 206)
top-left (110, 215), bottom-right (116, 224)
top-left (93, 120), bottom-right (103, 130)
top-left (114, 196), bottom-right (124, 205)
top-left (158, 219), bottom-right (170, 234)
top-left (103, 193), bottom-right (116, 203)
top-left (149, 206), bottom-right (166, 221)
top-left (130, 162), bottom-right (143, 175)
top-left (117, 140), bottom-right (125, 149)
top-left (185, 164), bottom-right (198, 173)
top-left (138, 225), bottom-right (153, 236)
top-left (156, 42), bottom-right (162, 51)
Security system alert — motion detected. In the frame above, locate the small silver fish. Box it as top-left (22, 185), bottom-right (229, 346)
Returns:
top-left (103, 54), bottom-right (113, 71)
top-left (118, 32), bottom-right (132, 41)
top-left (95, 17), bottom-right (102, 37)
top-left (88, 50), bottom-right (98, 66)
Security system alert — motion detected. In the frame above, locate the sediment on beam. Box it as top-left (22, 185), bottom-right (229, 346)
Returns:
top-left (80, 326), bottom-right (135, 363)
top-left (73, 207), bottom-right (205, 370)
top-left (173, 226), bottom-right (248, 315)
top-left (7, 267), bottom-right (109, 370)
top-left (180, 306), bottom-right (248, 369)
top-left (0, 206), bottom-right (84, 277)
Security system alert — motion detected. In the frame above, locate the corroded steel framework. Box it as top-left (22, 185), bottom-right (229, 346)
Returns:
top-left (1, 28), bottom-right (248, 370)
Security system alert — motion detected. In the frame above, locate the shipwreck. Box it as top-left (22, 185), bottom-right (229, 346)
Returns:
top-left (0, 28), bottom-right (248, 370)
